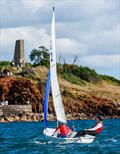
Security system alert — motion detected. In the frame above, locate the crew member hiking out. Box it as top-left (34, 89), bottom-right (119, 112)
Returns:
top-left (52, 123), bottom-right (72, 138)
top-left (74, 115), bottom-right (104, 137)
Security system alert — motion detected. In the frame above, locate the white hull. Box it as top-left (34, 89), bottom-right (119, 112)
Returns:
top-left (43, 128), bottom-right (95, 144)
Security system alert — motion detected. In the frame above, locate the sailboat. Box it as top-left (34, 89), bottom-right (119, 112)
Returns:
top-left (43, 7), bottom-right (95, 143)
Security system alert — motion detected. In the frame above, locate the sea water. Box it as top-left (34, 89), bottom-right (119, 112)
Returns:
top-left (0, 119), bottom-right (120, 154)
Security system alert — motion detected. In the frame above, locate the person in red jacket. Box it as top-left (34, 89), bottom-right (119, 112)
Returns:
top-left (74, 115), bottom-right (104, 137)
top-left (53, 123), bottom-right (72, 138)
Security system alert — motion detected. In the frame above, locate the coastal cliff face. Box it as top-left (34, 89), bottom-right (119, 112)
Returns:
top-left (0, 76), bottom-right (43, 112)
top-left (0, 66), bottom-right (120, 122)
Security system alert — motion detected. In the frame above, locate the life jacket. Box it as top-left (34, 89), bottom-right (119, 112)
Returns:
top-left (59, 125), bottom-right (72, 135)
top-left (95, 121), bottom-right (103, 134)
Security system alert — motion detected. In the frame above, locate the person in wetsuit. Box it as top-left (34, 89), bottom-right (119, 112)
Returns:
top-left (74, 115), bottom-right (104, 137)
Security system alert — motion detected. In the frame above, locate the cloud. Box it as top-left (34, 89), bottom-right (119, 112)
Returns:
top-left (21, 0), bottom-right (50, 12)
top-left (0, 0), bottom-right (51, 28)
top-left (85, 25), bottom-right (120, 55)
top-left (0, 27), bottom-right (86, 60)
top-left (56, 23), bottom-right (119, 56)
top-left (0, 26), bottom-right (50, 60)
top-left (79, 54), bottom-right (119, 68)
top-left (56, 38), bottom-right (87, 56)
top-left (1, 0), bottom-right (119, 28)
top-left (55, 0), bottom-right (118, 23)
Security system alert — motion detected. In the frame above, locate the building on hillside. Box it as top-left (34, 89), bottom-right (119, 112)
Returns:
top-left (12, 40), bottom-right (25, 67)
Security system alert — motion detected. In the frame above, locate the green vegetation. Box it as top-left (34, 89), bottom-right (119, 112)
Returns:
top-left (100, 75), bottom-right (120, 86)
top-left (29, 46), bottom-right (50, 67)
top-left (0, 61), bottom-right (11, 71)
top-left (0, 61), bottom-right (10, 67)
top-left (25, 62), bottom-right (33, 67)
top-left (59, 64), bottom-right (101, 84)
top-left (62, 73), bottom-right (85, 85)
top-left (16, 66), bottom-right (37, 80)
top-left (0, 61), bottom-right (12, 73)
top-left (62, 89), bottom-right (75, 98)
top-left (71, 65), bottom-right (101, 83)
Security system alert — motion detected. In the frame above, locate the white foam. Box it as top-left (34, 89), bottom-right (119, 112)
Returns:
top-left (105, 138), bottom-right (117, 143)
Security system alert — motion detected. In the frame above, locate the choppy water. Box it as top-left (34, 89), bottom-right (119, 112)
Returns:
top-left (0, 119), bottom-right (120, 154)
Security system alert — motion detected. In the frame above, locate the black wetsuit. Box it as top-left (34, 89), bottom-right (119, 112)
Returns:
top-left (74, 130), bottom-right (96, 137)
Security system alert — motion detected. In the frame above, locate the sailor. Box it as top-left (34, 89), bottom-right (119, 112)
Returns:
top-left (74, 115), bottom-right (104, 137)
top-left (52, 123), bottom-right (72, 138)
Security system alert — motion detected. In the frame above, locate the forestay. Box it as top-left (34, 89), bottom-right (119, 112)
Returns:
top-left (50, 7), bottom-right (67, 124)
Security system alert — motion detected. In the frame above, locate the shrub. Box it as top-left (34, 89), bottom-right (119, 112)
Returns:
top-left (16, 67), bottom-right (37, 80)
top-left (62, 72), bottom-right (85, 85)
top-left (60, 64), bottom-right (101, 83)
top-left (0, 61), bottom-right (10, 67)
top-left (78, 66), bottom-right (101, 83)
top-left (62, 89), bottom-right (75, 98)
top-left (100, 75), bottom-right (120, 86)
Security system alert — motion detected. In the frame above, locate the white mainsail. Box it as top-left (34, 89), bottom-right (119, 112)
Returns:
top-left (50, 7), bottom-right (67, 124)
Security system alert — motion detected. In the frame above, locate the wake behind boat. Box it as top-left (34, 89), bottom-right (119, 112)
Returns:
top-left (43, 7), bottom-right (95, 144)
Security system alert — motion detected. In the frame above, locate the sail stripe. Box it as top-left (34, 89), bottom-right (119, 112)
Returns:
top-left (43, 70), bottom-right (50, 128)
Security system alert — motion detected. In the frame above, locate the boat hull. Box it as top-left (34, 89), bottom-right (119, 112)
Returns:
top-left (43, 128), bottom-right (95, 144)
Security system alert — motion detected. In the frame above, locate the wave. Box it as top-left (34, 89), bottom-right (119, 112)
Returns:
top-left (105, 138), bottom-right (117, 143)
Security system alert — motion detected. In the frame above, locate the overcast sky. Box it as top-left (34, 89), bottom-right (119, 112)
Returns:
top-left (0, 0), bottom-right (120, 79)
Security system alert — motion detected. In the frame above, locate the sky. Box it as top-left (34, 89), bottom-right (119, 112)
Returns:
top-left (0, 0), bottom-right (120, 79)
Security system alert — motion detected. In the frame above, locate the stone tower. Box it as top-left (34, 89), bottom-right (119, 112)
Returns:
top-left (12, 40), bottom-right (25, 67)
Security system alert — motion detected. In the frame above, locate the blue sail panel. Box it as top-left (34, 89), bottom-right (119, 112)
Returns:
top-left (43, 70), bottom-right (50, 128)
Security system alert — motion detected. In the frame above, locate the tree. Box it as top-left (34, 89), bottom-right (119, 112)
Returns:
top-left (29, 46), bottom-right (50, 67)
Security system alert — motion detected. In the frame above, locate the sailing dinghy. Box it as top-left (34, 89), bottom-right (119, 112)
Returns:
top-left (43, 7), bottom-right (95, 143)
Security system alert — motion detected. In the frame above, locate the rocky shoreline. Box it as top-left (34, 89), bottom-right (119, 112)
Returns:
top-left (0, 113), bottom-right (120, 123)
